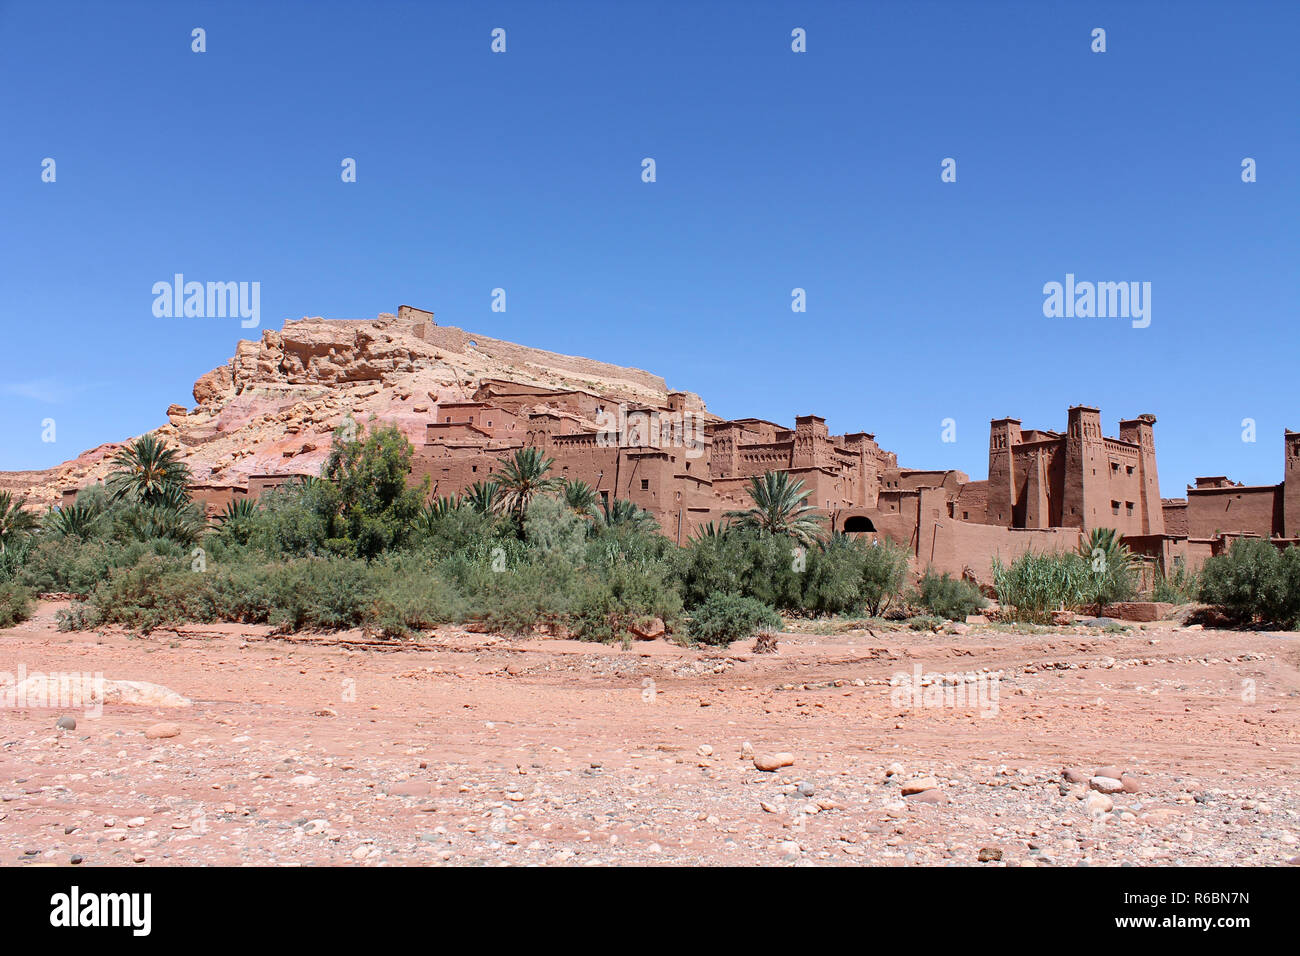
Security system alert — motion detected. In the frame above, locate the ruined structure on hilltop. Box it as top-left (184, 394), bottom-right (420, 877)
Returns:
top-left (8, 307), bottom-right (1296, 584)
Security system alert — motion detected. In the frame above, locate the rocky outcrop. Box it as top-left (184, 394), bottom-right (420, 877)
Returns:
top-left (2, 308), bottom-right (709, 508)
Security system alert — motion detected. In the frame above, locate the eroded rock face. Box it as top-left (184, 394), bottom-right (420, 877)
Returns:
top-left (3, 309), bottom-right (703, 508)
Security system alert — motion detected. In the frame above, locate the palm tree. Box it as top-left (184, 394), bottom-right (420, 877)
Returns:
top-left (413, 495), bottom-right (461, 537)
top-left (463, 480), bottom-right (503, 516)
top-left (724, 471), bottom-right (825, 546)
top-left (600, 497), bottom-right (659, 533)
top-left (216, 498), bottom-right (260, 525)
top-left (492, 448), bottom-right (559, 522)
top-left (689, 520), bottom-right (730, 543)
top-left (560, 479), bottom-right (601, 521)
top-left (105, 435), bottom-right (192, 507)
top-left (0, 492), bottom-right (39, 552)
top-left (121, 499), bottom-right (206, 546)
top-left (45, 502), bottom-right (100, 540)
top-left (1077, 527), bottom-right (1136, 616)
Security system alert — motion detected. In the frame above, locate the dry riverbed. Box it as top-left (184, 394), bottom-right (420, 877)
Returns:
top-left (1, 600), bottom-right (1297, 866)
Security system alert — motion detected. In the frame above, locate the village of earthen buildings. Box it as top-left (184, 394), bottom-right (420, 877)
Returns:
top-left (35, 305), bottom-right (1295, 587)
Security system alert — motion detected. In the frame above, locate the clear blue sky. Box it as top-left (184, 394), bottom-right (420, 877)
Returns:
top-left (2, 1), bottom-right (1296, 496)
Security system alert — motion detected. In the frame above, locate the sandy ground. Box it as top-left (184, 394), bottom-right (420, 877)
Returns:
top-left (1, 599), bottom-right (1297, 866)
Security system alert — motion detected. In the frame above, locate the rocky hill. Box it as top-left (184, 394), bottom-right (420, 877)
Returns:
top-left (1, 306), bottom-right (709, 508)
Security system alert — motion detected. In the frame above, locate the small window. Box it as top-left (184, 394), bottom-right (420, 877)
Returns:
top-left (1126, 502), bottom-right (1134, 515)
top-left (962, 512), bottom-right (969, 520)
top-left (1126, 466), bottom-right (1134, 476)
top-left (640, 479), bottom-right (649, 490)
top-left (1111, 462), bottom-right (1120, 473)
top-left (471, 465), bottom-right (477, 473)
top-left (1111, 500), bottom-right (1120, 515)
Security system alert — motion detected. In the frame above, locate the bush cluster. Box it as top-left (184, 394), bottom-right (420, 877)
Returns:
top-left (687, 593), bottom-right (782, 646)
top-left (0, 582), bottom-right (32, 628)
top-left (914, 569), bottom-right (986, 621)
top-left (9, 422), bottom-right (1297, 643)
top-left (1198, 538), bottom-right (1300, 628)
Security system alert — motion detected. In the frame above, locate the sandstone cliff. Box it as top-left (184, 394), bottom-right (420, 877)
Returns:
top-left (2, 308), bottom-right (710, 508)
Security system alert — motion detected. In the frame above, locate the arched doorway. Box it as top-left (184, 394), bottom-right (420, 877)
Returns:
top-left (843, 515), bottom-right (877, 534)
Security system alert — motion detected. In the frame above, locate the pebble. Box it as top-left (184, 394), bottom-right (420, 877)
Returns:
top-left (144, 723), bottom-right (181, 740)
top-left (754, 753), bottom-right (795, 772)
top-left (907, 788), bottom-right (949, 805)
top-left (1090, 776), bottom-right (1124, 794)
top-left (56, 716), bottom-right (76, 731)
top-left (901, 776), bottom-right (940, 796)
top-left (1086, 792), bottom-right (1114, 815)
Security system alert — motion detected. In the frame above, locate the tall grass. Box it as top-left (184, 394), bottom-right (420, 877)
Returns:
top-left (991, 551), bottom-right (1089, 624)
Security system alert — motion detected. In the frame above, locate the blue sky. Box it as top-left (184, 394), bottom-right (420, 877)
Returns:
top-left (1, 0), bottom-right (1296, 495)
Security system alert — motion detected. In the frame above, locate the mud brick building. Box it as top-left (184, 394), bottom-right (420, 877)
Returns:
top-left (44, 307), bottom-right (1298, 583)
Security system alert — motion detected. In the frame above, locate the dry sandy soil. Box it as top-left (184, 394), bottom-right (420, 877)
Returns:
top-left (1, 599), bottom-right (1297, 867)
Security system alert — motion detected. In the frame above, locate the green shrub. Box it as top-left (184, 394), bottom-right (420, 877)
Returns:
top-left (916, 568), bottom-right (987, 620)
top-left (687, 593), bottom-right (781, 646)
top-left (56, 602), bottom-right (100, 632)
top-left (0, 582), bottom-right (33, 628)
top-left (800, 533), bottom-right (868, 615)
top-left (679, 530), bottom-right (804, 612)
top-left (80, 557), bottom-right (217, 632)
top-left (256, 558), bottom-right (379, 631)
top-left (524, 494), bottom-right (590, 565)
top-left (369, 563), bottom-right (465, 638)
top-left (992, 550), bottom-right (1088, 624)
top-left (18, 537), bottom-right (182, 595)
top-left (1198, 539), bottom-right (1300, 628)
top-left (570, 559), bottom-right (683, 644)
top-left (323, 422), bottom-right (428, 559)
top-left (1150, 561), bottom-right (1198, 603)
top-left (412, 506), bottom-right (507, 558)
top-left (467, 556), bottom-right (576, 635)
top-left (76, 555), bottom-right (381, 634)
top-left (858, 539), bottom-right (911, 616)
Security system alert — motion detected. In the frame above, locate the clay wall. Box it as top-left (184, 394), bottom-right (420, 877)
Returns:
top-left (1185, 485), bottom-right (1282, 539)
